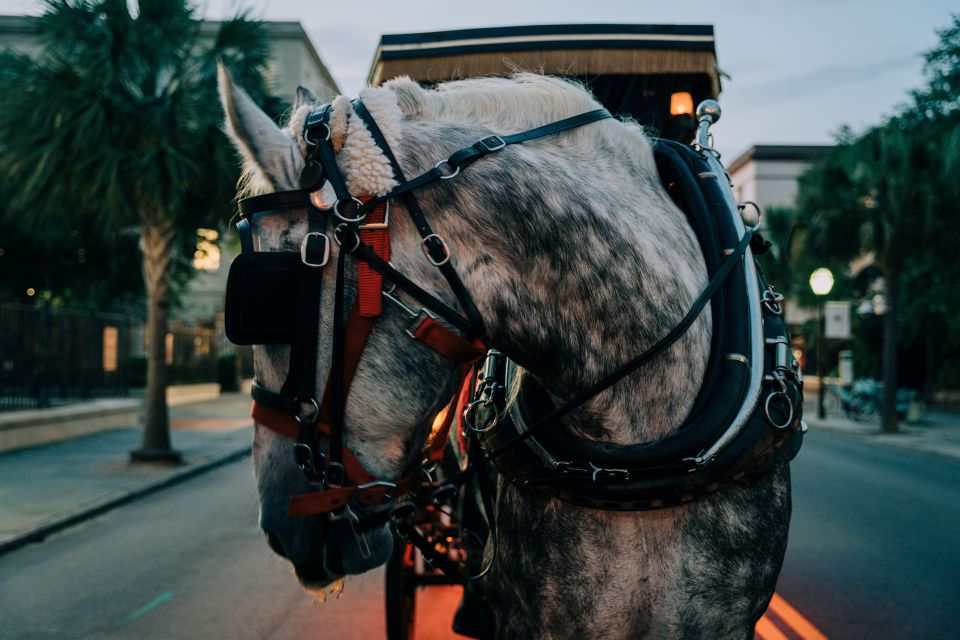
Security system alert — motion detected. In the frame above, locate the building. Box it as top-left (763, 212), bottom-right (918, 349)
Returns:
top-left (727, 144), bottom-right (832, 211)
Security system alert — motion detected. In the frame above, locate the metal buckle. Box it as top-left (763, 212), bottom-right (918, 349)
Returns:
top-left (300, 232), bottom-right (330, 267)
top-left (325, 461), bottom-right (345, 487)
top-left (404, 308), bottom-right (438, 339)
top-left (478, 135), bottom-right (506, 152)
top-left (334, 197), bottom-right (366, 223)
top-left (350, 480), bottom-right (397, 508)
top-left (293, 443), bottom-right (325, 484)
top-left (358, 201), bottom-right (389, 230)
top-left (421, 233), bottom-right (451, 266)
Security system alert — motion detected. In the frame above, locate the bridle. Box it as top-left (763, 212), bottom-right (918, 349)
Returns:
top-left (224, 92), bottom-right (803, 574)
top-left (226, 99), bottom-right (614, 520)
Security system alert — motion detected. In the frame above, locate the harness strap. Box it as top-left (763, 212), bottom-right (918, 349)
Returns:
top-left (446, 108), bottom-right (612, 171)
top-left (341, 230), bottom-right (475, 335)
top-left (452, 226), bottom-right (756, 487)
top-left (351, 100), bottom-right (487, 341)
top-left (285, 367), bottom-right (472, 518)
top-left (412, 317), bottom-right (486, 364)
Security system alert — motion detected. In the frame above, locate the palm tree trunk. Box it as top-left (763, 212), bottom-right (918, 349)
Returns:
top-left (131, 219), bottom-right (181, 463)
top-left (881, 268), bottom-right (899, 434)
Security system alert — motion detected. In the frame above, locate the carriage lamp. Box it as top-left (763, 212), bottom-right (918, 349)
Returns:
top-left (670, 92), bottom-right (694, 116)
top-left (809, 268), bottom-right (834, 419)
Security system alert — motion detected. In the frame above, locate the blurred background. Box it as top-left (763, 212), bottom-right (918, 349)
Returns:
top-left (0, 2), bottom-right (957, 639)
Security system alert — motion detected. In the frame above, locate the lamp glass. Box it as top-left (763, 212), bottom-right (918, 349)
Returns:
top-left (809, 268), bottom-right (835, 296)
top-left (670, 92), bottom-right (694, 116)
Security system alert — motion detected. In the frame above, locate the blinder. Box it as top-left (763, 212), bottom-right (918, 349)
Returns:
top-left (225, 251), bottom-right (304, 345)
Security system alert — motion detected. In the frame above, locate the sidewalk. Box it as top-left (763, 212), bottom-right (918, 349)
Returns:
top-left (803, 398), bottom-right (960, 462)
top-left (0, 393), bottom-right (253, 556)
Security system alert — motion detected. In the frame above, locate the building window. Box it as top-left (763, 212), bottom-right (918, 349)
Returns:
top-left (102, 326), bottom-right (118, 372)
top-left (193, 228), bottom-right (221, 271)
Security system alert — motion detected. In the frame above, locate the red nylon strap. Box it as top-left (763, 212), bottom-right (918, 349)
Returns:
top-left (413, 317), bottom-right (486, 364)
top-left (318, 304), bottom-right (376, 424)
top-left (287, 469), bottom-right (422, 517)
top-left (251, 401), bottom-right (378, 487)
top-left (357, 201), bottom-right (389, 317)
top-left (285, 366), bottom-right (476, 517)
top-left (455, 369), bottom-right (476, 454)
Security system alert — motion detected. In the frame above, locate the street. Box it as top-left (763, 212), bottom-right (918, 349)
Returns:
top-left (1, 428), bottom-right (957, 640)
top-left (777, 429), bottom-right (960, 639)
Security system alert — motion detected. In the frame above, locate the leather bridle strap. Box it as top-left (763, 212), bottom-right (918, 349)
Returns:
top-left (352, 99), bottom-right (487, 340)
top-left (348, 107), bottom-right (613, 220)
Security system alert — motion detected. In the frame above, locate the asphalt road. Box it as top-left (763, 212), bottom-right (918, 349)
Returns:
top-left (776, 429), bottom-right (960, 639)
top-left (0, 429), bottom-right (957, 640)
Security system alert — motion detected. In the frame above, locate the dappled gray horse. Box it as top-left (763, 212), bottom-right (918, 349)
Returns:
top-left (219, 68), bottom-right (794, 639)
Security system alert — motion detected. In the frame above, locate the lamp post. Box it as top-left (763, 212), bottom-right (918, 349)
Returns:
top-left (809, 268), bottom-right (835, 419)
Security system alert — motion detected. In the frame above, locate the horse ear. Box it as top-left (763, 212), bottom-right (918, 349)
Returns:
top-left (384, 76), bottom-right (427, 118)
top-left (218, 61), bottom-right (302, 191)
top-left (294, 85), bottom-right (319, 110)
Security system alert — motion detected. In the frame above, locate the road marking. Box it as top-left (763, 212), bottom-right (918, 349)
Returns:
top-left (755, 614), bottom-right (790, 640)
top-left (756, 593), bottom-right (830, 640)
top-left (117, 591), bottom-right (174, 625)
top-left (768, 593), bottom-right (829, 640)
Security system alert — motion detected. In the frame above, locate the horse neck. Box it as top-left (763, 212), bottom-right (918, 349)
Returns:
top-left (408, 128), bottom-right (711, 444)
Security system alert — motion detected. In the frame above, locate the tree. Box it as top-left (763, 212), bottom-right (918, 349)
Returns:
top-left (0, 0), bottom-right (281, 461)
top-left (795, 15), bottom-right (960, 433)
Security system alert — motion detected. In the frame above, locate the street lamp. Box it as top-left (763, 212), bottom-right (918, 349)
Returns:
top-left (809, 268), bottom-right (835, 419)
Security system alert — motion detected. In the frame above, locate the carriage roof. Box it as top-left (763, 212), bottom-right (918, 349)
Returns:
top-left (366, 24), bottom-right (720, 140)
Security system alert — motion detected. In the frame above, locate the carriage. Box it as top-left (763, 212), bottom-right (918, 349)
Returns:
top-left (221, 21), bottom-right (802, 639)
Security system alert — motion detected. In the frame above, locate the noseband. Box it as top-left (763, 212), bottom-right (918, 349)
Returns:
top-left (224, 94), bottom-right (803, 571)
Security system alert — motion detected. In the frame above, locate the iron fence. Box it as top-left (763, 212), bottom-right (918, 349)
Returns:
top-left (0, 304), bottom-right (232, 412)
top-left (0, 303), bottom-right (138, 410)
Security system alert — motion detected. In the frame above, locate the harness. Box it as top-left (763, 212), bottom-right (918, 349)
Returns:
top-left (224, 95), bottom-right (804, 570)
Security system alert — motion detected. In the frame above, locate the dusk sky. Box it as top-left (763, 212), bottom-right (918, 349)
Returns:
top-left (1, 1), bottom-right (955, 159)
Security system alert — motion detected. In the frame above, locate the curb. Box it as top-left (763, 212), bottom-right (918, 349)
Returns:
top-left (808, 420), bottom-right (960, 463)
top-left (0, 445), bottom-right (252, 558)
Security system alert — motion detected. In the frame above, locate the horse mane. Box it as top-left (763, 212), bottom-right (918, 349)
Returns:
top-left (385, 73), bottom-right (601, 129)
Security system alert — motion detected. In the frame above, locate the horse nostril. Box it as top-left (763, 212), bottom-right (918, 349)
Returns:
top-left (264, 530), bottom-right (288, 559)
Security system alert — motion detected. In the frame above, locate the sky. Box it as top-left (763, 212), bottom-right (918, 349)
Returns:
top-left (1, 0), bottom-right (955, 160)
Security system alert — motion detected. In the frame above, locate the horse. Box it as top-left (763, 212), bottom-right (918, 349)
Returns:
top-left (218, 67), bottom-right (793, 639)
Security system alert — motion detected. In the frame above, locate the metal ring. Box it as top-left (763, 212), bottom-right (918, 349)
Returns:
top-left (296, 398), bottom-right (321, 425)
top-left (434, 160), bottom-right (460, 180)
top-left (334, 197), bottom-right (366, 223)
top-left (764, 391), bottom-right (794, 430)
top-left (463, 400), bottom-right (501, 434)
top-left (303, 122), bottom-right (331, 146)
top-left (333, 224), bottom-right (361, 253)
top-left (421, 234), bottom-right (451, 266)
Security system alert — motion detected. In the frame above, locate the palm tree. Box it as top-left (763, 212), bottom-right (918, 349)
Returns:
top-left (0, 0), bottom-right (281, 461)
